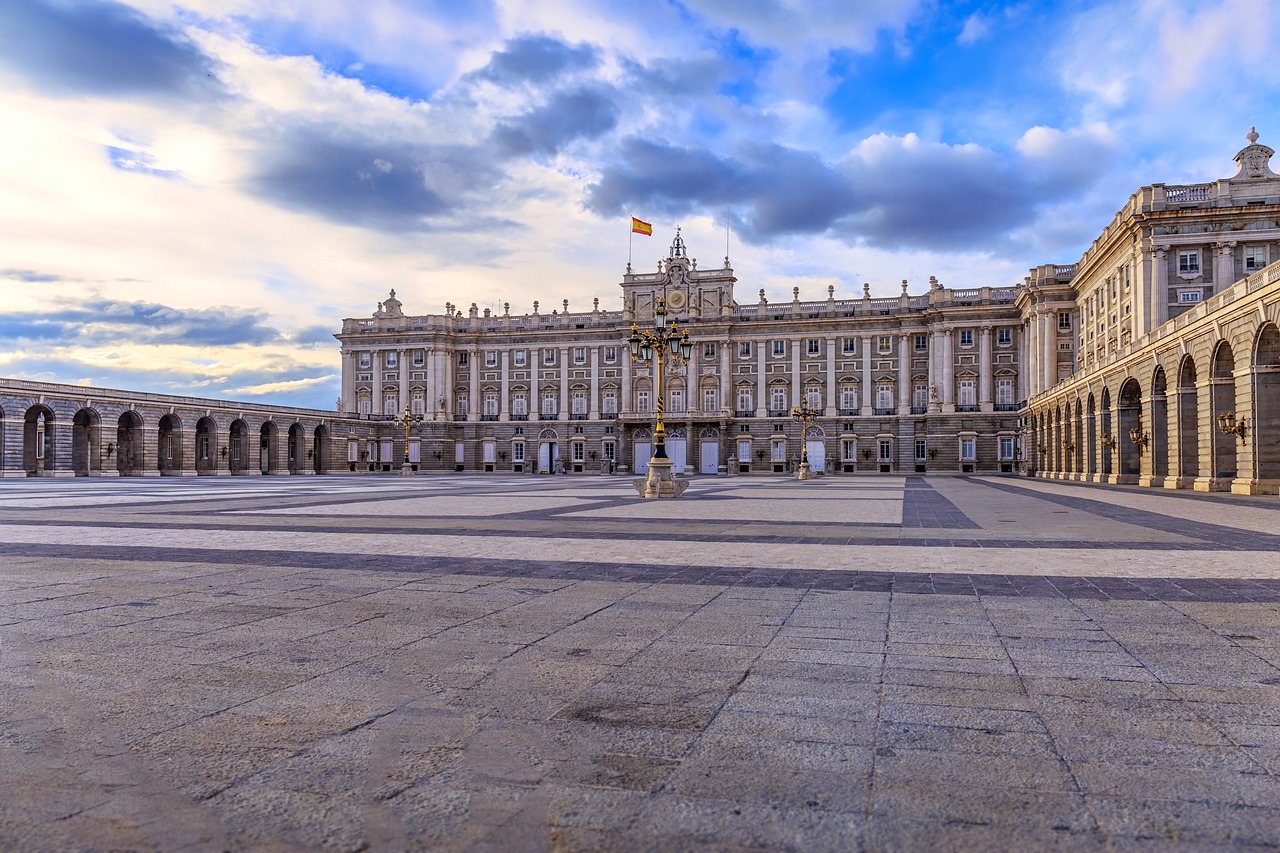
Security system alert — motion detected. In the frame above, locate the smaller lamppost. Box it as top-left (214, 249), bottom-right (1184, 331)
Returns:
top-left (395, 405), bottom-right (423, 476)
top-left (791, 402), bottom-right (819, 480)
top-left (1129, 414), bottom-right (1150, 455)
top-left (1217, 411), bottom-right (1248, 442)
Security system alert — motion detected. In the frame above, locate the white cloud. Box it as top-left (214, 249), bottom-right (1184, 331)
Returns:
top-left (957, 12), bottom-right (991, 45)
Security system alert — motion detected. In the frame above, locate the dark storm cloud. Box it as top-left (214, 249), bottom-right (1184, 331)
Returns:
top-left (0, 0), bottom-right (223, 100)
top-left (0, 298), bottom-right (283, 347)
top-left (490, 87), bottom-right (619, 156)
top-left (588, 134), bottom-right (1107, 250)
top-left (469, 34), bottom-right (600, 86)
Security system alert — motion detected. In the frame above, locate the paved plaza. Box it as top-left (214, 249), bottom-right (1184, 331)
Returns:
top-left (3, 474), bottom-right (1280, 851)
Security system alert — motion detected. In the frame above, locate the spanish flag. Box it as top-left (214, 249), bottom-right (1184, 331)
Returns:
top-left (630, 217), bottom-right (653, 236)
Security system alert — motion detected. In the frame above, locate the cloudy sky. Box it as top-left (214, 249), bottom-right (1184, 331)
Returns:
top-left (1, 0), bottom-right (1277, 410)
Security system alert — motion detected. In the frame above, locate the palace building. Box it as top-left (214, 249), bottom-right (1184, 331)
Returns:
top-left (3, 130), bottom-right (1278, 489)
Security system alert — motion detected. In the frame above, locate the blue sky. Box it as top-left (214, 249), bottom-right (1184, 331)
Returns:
top-left (1, 0), bottom-right (1277, 409)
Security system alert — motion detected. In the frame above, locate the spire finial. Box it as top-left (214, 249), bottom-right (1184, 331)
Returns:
top-left (1248, 126), bottom-right (1260, 145)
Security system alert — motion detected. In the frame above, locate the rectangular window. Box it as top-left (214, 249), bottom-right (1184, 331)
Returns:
top-left (997, 328), bottom-right (1012, 346)
top-left (570, 391), bottom-right (586, 415)
top-left (383, 393), bottom-right (398, 415)
top-left (456, 394), bottom-right (469, 416)
top-left (915, 334), bottom-right (927, 351)
top-left (359, 352), bottom-right (371, 369)
top-left (913, 383), bottom-right (928, 410)
top-left (636, 390), bottom-right (650, 413)
top-left (736, 387), bottom-right (753, 412)
top-left (669, 389), bottom-right (685, 414)
top-left (541, 392), bottom-right (557, 415)
top-left (772, 440), bottom-right (786, 462)
top-left (347, 440), bottom-right (358, 463)
top-left (806, 339), bottom-right (820, 356)
top-left (1058, 312), bottom-right (1072, 330)
top-left (1000, 437), bottom-right (1015, 460)
top-left (770, 387), bottom-right (787, 412)
top-left (996, 379), bottom-right (1014, 406)
top-left (876, 384), bottom-right (893, 411)
top-left (842, 439), bottom-right (856, 461)
top-left (457, 352), bottom-right (469, 367)
top-left (960, 438), bottom-right (976, 461)
top-left (703, 388), bottom-right (718, 412)
top-left (411, 391), bottom-right (425, 415)
top-left (603, 390), bottom-right (617, 415)
top-left (1245, 246), bottom-right (1268, 272)
top-left (513, 350), bottom-right (527, 367)
top-left (386, 351), bottom-right (398, 367)
top-left (1178, 250), bottom-right (1200, 275)
top-left (357, 397), bottom-right (371, 415)
top-left (959, 329), bottom-right (974, 347)
top-left (738, 341), bottom-right (752, 358)
top-left (958, 379), bottom-right (976, 408)
top-left (512, 442), bottom-right (525, 462)
top-left (840, 386), bottom-right (858, 411)
top-left (704, 342), bottom-right (716, 359)
top-left (1058, 341), bottom-right (1073, 351)
top-left (738, 438), bottom-right (753, 463)
top-left (413, 350), bottom-right (425, 366)
top-left (572, 442), bottom-right (585, 462)
top-left (484, 351), bottom-right (498, 367)
top-left (842, 338), bottom-right (856, 355)
top-left (805, 386), bottom-right (822, 409)
top-left (573, 347), bottom-right (586, 364)
top-left (543, 349), bottom-right (556, 365)
top-left (603, 442), bottom-right (615, 462)
top-left (878, 439), bottom-right (892, 461)
top-left (772, 340), bottom-right (785, 357)
top-left (603, 346), bottom-right (617, 364)
top-left (915, 440), bottom-right (926, 461)
top-left (1178, 290), bottom-right (1202, 304)
top-left (877, 336), bottom-right (892, 353)
top-left (483, 393), bottom-right (498, 417)
top-left (512, 393), bottom-right (527, 416)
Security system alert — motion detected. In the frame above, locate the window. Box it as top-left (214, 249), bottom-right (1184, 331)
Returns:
top-left (877, 336), bottom-right (892, 353)
top-left (456, 394), bottom-right (469, 416)
top-left (738, 342), bottom-right (752, 358)
top-left (996, 379), bottom-right (1014, 407)
top-left (703, 388), bottom-right (718, 412)
top-left (512, 393), bottom-right (528, 417)
top-left (358, 352), bottom-right (371, 369)
top-left (704, 342), bottom-right (717, 359)
top-left (413, 350), bottom-right (425, 367)
top-left (573, 347), bottom-right (586, 365)
top-left (603, 346), bottom-right (617, 364)
top-left (483, 392), bottom-right (498, 417)
top-left (357, 396), bottom-right (372, 415)
top-left (386, 351), bottom-right (398, 367)
top-left (770, 387), bottom-right (788, 412)
top-left (999, 437), bottom-right (1015, 460)
top-left (411, 391), bottom-right (425, 415)
top-left (915, 440), bottom-right (926, 461)
top-left (1178, 290), bottom-right (1202, 304)
top-left (914, 383), bottom-right (928, 411)
top-left (383, 392), bottom-right (398, 415)
top-left (541, 392), bottom-right (557, 415)
top-left (1058, 342), bottom-right (1074, 351)
top-left (603, 442), bottom-right (616, 462)
top-left (960, 437), bottom-right (976, 461)
top-left (1246, 246), bottom-right (1268, 272)
top-left (512, 442), bottom-right (525, 462)
top-left (513, 350), bottom-right (527, 367)
top-left (806, 339), bottom-right (820, 356)
top-left (957, 379), bottom-right (976, 409)
top-left (603, 390), bottom-right (617, 415)
top-left (842, 338), bottom-right (856, 355)
top-left (878, 439), bottom-right (892, 461)
top-left (347, 440), bottom-right (358, 463)
top-left (959, 329), bottom-right (974, 348)
top-left (736, 387), bottom-right (753, 412)
top-left (636, 390), bottom-right (650, 413)
top-left (669, 389), bottom-right (685, 414)
top-left (572, 442), bottom-right (585, 463)
top-left (772, 440), bottom-right (786, 462)
top-left (915, 334), bottom-right (928, 351)
top-left (805, 386), bottom-right (822, 410)
top-left (876, 383), bottom-right (893, 411)
top-left (543, 349), bottom-right (556, 365)
top-left (1058, 312), bottom-right (1072, 330)
top-left (842, 439), bottom-right (857, 461)
top-left (772, 340), bottom-right (786, 357)
top-left (457, 352), bottom-right (469, 367)
top-left (1178, 250), bottom-right (1200, 275)
top-left (840, 385), bottom-right (858, 411)
top-left (484, 351), bottom-right (498, 368)
top-left (997, 328), bottom-right (1012, 346)
top-left (739, 438), bottom-right (753, 462)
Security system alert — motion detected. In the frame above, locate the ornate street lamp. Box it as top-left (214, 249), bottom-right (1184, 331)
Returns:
top-left (1129, 413), bottom-right (1150, 454)
top-left (395, 404), bottom-right (423, 476)
top-left (791, 402), bottom-right (819, 480)
top-left (628, 296), bottom-right (693, 498)
top-left (1217, 411), bottom-right (1248, 442)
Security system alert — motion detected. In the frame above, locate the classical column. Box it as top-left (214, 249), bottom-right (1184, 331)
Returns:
top-left (825, 338), bottom-right (837, 417)
top-left (398, 348), bottom-right (409, 414)
top-left (1018, 322), bottom-right (1030, 402)
top-left (791, 338), bottom-right (801, 407)
top-left (589, 346), bottom-right (600, 418)
top-left (500, 350), bottom-right (510, 421)
top-left (860, 335), bottom-right (873, 416)
top-left (1214, 241), bottom-right (1237, 292)
top-left (559, 346), bottom-right (569, 420)
top-left (342, 351), bottom-right (357, 413)
top-left (927, 330), bottom-right (940, 413)
top-left (720, 339), bottom-right (731, 416)
top-left (1041, 310), bottom-right (1056, 393)
top-left (938, 329), bottom-right (954, 412)
top-left (755, 339), bottom-right (767, 417)
top-left (979, 326), bottom-right (993, 412)
top-left (897, 334), bottom-right (911, 414)
top-left (1152, 244), bottom-right (1170, 328)
top-left (621, 349), bottom-right (632, 416)
top-left (469, 345), bottom-right (480, 422)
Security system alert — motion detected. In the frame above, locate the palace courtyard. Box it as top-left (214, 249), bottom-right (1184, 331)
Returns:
top-left (2, 474), bottom-right (1280, 850)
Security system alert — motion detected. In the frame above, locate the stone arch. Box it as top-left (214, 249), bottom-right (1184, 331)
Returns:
top-left (72, 407), bottom-right (101, 476)
top-left (1254, 323), bottom-right (1280, 484)
top-left (1118, 377), bottom-right (1142, 479)
top-left (1210, 340), bottom-right (1238, 483)
top-left (195, 416), bottom-right (217, 475)
top-left (1100, 387), bottom-right (1113, 477)
top-left (1176, 355), bottom-right (1199, 484)
top-left (1073, 397), bottom-right (1084, 474)
top-left (1150, 366), bottom-right (1169, 480)
top-left (288, 422), bottom-right (306, 474)
top-left (158, 413), bottom-right (183, 475)
top-left (229, 419), bottom-right (249, 474)
top-left (260, 420), bottom-right (279, 474)
top-left (699, 427), bottom-right (720, 439)
top-left (1086, 393), bottom-right (1097, 475)
top-left (25, 404), bottom-right (56, 476)
top-left (116, 410), bottom-right (144, 476)
top-left (312, 425), bottom-right (330, 474)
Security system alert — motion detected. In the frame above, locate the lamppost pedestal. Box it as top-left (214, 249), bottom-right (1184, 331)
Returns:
top-left (400, 462), bottom-right (416, 477)
top-left (633, 457), bottom-right (688, 498)
top-left (796, 459), bottom-right (815, 480)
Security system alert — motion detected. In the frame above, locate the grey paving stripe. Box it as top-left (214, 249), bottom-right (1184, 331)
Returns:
top-left (968, 477), bottom-right (1280, 551)
top-left (3, 541), bottom-right (1279, 602)
top-left (901, 476), bottom-right (980, 529)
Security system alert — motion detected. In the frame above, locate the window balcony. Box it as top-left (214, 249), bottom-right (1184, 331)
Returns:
top-left (734, 410), bottom-right (755, 418)
top-left (874, 408), bottom-right (895, 416)
top-left (767, 409), bottom-right (789, 418)
top-left (956, 405), bottom-right (979, 413)
top-left (539, 412), bottom-right (559, 420)
top-left (911, 406), bottom-right (928, 415)
top-left (570, 413), bottom-right (588, 420)
top-left (480, 415), bottom-right (498, 422)
top-left (510, 414), bottom-right (529, 421)
top-left (600, 412), bottom-right (618, 420)
top-left (994, 403), bottom-right (1020, 412)
top-left (453, 414), bottom-right (468, 422)
top-left (839, 408), bottom-right (858, 416)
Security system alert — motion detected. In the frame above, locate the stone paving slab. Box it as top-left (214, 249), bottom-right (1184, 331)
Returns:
top-left (1, 474), bottom-right (1280, 851)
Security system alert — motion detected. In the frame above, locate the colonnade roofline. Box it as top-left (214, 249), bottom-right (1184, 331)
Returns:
top-left (0, 376), bottom-right (343, 420)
